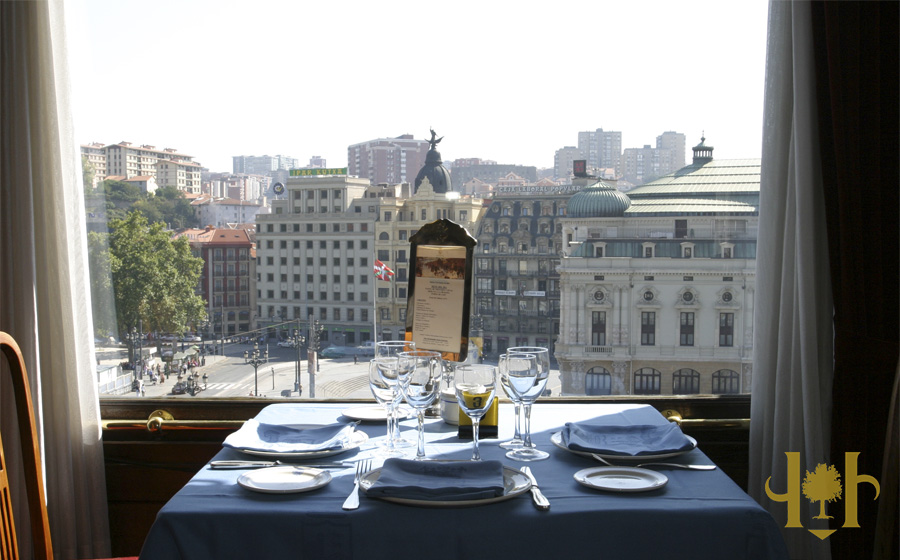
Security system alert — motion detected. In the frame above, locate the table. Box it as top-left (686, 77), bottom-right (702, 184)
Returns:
top-left (139, 403), bottom-right (788, 560)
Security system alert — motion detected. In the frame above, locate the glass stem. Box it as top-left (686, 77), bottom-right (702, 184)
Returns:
top-left (513, 403), bottom-right (523, 442)
top-left (385, 405), bottom-right (395, 450)
top-left (523, 403), bottom-right (533, 448)
top-left (416, 410), bottom-right (426, 459)
top-left (471, 418), bottom-right (481, 461)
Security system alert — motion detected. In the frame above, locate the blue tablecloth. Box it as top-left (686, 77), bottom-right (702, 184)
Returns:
top-left (139, 403), bottom-right (788, 560)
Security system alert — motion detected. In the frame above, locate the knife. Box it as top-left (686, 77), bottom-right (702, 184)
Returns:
top-left (209, 460), bottom-right (352, 469)
top-left (521, 466), bottom-right (550, 511)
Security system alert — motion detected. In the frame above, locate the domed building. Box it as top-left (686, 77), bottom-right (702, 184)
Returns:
top-left (555, 138), bottom-right (759, 397)
top-left (414, 130), bottom-right (452, 194)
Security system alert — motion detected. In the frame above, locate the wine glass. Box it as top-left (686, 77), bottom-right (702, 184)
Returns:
top-left (398, 350), bottom-right (443, 460)
top-left (368, 357), bottom-right (404, 457)
top-left (454, 364), bottom-right (497, 461)
top-left (375, 341), bottom-right (415, 448)
top-left (498, 353), bottom-right (526, 450)
top-left (505, 346), bottom-right (550, 462)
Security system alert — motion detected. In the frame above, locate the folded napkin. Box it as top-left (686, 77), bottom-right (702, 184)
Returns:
top-left (223, 419), bottom-right (355, 453)
top-left (560, 422), bottom-right (693, 456)
top-left (366, 458), bottom-right (506, 501)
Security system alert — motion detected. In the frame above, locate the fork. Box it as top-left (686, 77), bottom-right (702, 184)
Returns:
top-left (591, 453), bottom-right (716, 470)
top-left (342, 458), bottom-right (371, 510)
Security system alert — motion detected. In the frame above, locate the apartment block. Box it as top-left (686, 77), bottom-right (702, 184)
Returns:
top-left (102, 142), bottom-right (202, 194)
top-left (347, 134), bottom-right (429, 186)
top-left (577, 129), bottom-right (622, 177)
top-left (232, 154), bottom-right (299, 176)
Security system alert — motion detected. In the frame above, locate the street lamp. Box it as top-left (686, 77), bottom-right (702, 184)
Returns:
top-left (307, 315), bottom-right (325, 398)
top-left (243, 342), bottom-right (267, 397)
top-left (286, 319), bottom-right (305, 395)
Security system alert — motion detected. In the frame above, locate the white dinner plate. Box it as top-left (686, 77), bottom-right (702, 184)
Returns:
top-left (238, 466), bottom-right (332, 494)
top-left (359, 466), bottom-right (531, 507)
top-left (240, 430), bottom-right (368, 459)
top-left (550, 431), bottom-right (697, 462)
top-left (574, 466), bottom-right (668, 493)
top-left (341, 406), bottom-right (413, 422)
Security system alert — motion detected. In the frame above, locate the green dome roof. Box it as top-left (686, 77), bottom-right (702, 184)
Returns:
top-left (567, 180), bottom-right (631, 217)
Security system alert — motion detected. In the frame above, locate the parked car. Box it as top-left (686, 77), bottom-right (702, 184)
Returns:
top-left (277, 340), bottom-right (296, 348)
top-left (319, 346), bottom-right (347, 358)
top-left (180, 334), bottom-right (202, 342)
top-left (171, 382), bottom-right (186, 395)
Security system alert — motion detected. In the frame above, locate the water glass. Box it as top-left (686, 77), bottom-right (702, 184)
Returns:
top-left (375, 341), bottom-right (415, 447)
top-left (398, 350), bottom-right (443, 459)
top-left (369, 357), bottom-right (404, 457)
top-left (498, 352), bottom-right (526, 450)
top-left (454, 364), bottom-right (497, 461)
top-left (505, 346), bottom-right (550, 462)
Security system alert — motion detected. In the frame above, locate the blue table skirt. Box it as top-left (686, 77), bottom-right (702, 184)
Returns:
top-left (139, 403), bottom-right (788, 560)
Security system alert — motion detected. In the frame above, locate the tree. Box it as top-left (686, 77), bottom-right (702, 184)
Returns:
top-left (107, 211), bottom-right (206, 339)
top-left (802, 463), bottom-right (843, 519)
top-left (81, 155), bottom-right (96, 193)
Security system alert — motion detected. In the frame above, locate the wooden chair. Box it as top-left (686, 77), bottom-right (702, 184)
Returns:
top-left (0, 332), bottom-right (136, 560)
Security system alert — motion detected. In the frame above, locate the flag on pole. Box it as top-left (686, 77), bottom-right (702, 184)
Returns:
top-left (373, 259), bottom-right (394, 281)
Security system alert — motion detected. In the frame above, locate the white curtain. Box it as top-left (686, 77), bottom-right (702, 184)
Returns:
top-left (749, 2), bottom-right (833, 559)
top-left (0, 1), bottom-right (112, 558)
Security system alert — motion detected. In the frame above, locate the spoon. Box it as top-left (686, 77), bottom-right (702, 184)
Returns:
top-left (591, 454), bottom-right (716, 471)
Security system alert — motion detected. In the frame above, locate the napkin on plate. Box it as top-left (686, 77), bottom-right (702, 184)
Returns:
top-left (223, 419), bottom-right (356, 453)
top-left (366, 458), bottom-right (506, 501)
top-left (560, 422), bottom-right (693, 456)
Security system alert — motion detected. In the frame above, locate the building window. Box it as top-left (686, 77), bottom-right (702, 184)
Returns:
top-left (719, 313), bottom-right (734, 346)
top-left (673, 368), bottom-right (700, 394)
top-left (712, 369), bottom-right (740, 394)
top-left (377, 250), bottom-right (390, 261)
top-left (421, 209), bottom-right (427, 220)
top-left (680, 312), bottom-right (695, 346)
top-left (380, 308), bottom-right (390, 321)
top-left (591, 311), bottom-right (606, 345)
top-left (641, 312), bottom-right (656, 345)
top-left (585, 367), bottom-right (611, 396)
top-left (378, 288), bottom-right (389, 298)
top-left (634, 368), bottom-right (661, 395)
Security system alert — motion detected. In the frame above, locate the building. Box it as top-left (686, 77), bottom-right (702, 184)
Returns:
top-left (80, 142), bottom-right (107, 189)
top-left (554, 138), bottom-right (759, 396)
top-left (446, 160), bottom-right (538, 189)
top-left (203, 172), bottom-right (270, 200)
top-left (173, 226), bottom-right (257, 338)
top-left (254, 173), bottom-right (377, 346)
top-left (554, 146), bottom-right (581, 180)
top-left (232, 154), bottom-right (299, 176)
top-left (621, 131), bottom-right (687, 185)
top-left (103, 142), bottom-right (203, 193)
top-left (191, 195), bottom-right (268, 228)
top-left (577, 128), bottom-right (622, 177)
top-left (347, 134), bottom-right (429, 186)
top-left (471, 180), bottom-right (588, 358)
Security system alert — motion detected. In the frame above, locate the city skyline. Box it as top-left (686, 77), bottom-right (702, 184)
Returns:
top-left (69, 0), bottom-right (768, 174)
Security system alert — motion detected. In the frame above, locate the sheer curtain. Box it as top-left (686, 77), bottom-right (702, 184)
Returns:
top-left (749, 2), bottom-right (833, 559)
top-left (0, 1), bottom-right (112, 558)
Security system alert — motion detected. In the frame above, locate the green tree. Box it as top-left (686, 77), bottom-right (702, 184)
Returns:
top-left (87, 230), bottom-right (117, 338)
top-left (81, 155), bottom-right (96, 193)
top-left (108, 211), bottom-right (206, 340)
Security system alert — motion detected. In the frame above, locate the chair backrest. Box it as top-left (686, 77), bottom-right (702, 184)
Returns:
top-left (0, 332), bottom-right (53, 560)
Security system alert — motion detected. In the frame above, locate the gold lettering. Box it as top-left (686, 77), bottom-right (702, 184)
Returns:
top-left (842, 452), bottom-right (880, 528)
top-left (765, 452), bottom-right (803, 527)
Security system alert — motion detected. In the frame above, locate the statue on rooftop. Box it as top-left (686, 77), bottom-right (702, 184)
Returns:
top-left (427, 128), bottom-right (443, 150)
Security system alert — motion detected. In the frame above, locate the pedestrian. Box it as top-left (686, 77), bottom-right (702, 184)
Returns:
top-left (139, 379), bottom-right (145, 397)
top-left (354, 355), bottom-right (358, 365)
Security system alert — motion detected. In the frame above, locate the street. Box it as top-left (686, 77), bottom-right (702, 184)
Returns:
top-left (99, 341), bottom-right (562, 400)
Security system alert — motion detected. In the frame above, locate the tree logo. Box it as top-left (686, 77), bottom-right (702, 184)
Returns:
top-left (802, 463), bottom-right (842, 519)
top-left (766, 452), bottom-right (879, 540)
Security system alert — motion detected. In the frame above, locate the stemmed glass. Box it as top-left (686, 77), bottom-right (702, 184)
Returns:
top-left (375, 341), bottom-right (415, 448)
top-left (398, 350), bottom-right (443, 460)
top-left (505, 346), bottom-right (550, 462)
top-left (498, 353), bottom-right (525, 450)
top-left (368, 357), bottom-right (405, 457)
top-left (454, 364), bottom-right (497, 461)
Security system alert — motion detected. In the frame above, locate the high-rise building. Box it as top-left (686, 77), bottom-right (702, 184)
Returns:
top-left (577, 129), bottom-right (622, 177)
top-left (554, 146), bottom-right (581, 180)
top-left (232, 154), bottom-right (299, 176)
top-left (555, 138), bottom-right (758, 396)
top-left (347, 134), bottom-right (429, 186)
top-left (656, 131), bottom-right (686, 170)
top-left (80, 142), bottom-right (107, 189)
top-left (622, 131), bottom-right (687, 185)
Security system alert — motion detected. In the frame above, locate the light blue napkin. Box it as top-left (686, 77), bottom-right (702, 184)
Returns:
top-left (366, 458), bottom-right (506, 501)
top-left (560, 422), bottom-right (693, 456)
top-left (223, 419), bottom-right (355, 453)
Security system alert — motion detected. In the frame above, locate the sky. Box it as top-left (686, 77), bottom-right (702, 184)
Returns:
top-left (69, 0), bottom-right (769, 174)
